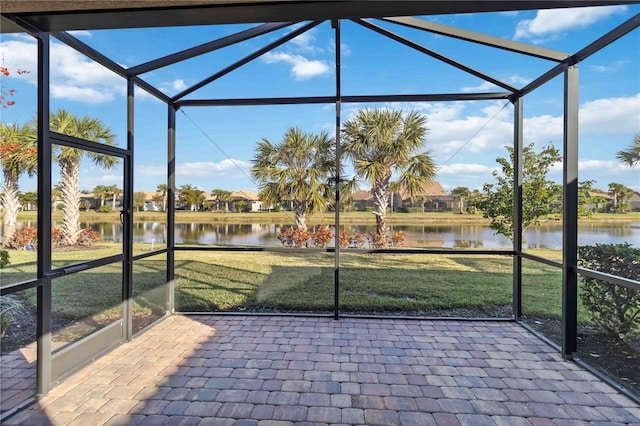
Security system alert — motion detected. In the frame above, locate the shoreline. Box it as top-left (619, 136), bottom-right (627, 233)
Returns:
top-left (11, 210), bottom-right (640, 225)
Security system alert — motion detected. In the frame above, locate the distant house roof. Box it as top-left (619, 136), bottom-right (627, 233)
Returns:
top-left (232, 190), bottom-right (260, 201)
top-left (397, 181), bottom-right (448, 200)
top-left (352, 190), bottom-right (373, 201)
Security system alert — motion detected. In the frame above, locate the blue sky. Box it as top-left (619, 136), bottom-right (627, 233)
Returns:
top-left (1, 4), bottom-right (638, 196)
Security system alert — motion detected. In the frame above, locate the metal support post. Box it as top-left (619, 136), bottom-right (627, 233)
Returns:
top-left (562, 64), bottom-right (579, 359)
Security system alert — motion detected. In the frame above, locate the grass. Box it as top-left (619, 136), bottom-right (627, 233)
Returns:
top-left (0, 244), bottom-right (601, 336)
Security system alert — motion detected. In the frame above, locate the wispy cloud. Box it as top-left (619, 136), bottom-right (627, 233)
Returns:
top-left (176, 159), bottom-right (251, 178)
top-left (438, 163), bottom-right (497, 175)
top-left (587, 60), bottom-right (629, 73)
top-left (262, 51), bottom-right (330, 80)
top-left (514, 5), bottom-right (627, 41)
top-left (460, 75), bottom-right (532, 92)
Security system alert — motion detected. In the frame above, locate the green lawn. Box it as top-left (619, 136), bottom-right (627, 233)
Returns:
top-left (0, 245), bottom-right (598, 334)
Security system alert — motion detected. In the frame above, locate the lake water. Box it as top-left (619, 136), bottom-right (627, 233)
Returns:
top-left (9, 220), bottom-right (634, 249)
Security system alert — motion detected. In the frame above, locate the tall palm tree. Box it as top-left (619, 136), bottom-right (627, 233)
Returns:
top-left (342, 108), bottom-right (436, 236)
top-left (0, 121), bottom-right (37, 245)
top-left (156, 183), bottom-right (168, 212)
top-left (251, 127), bottom-right (338, 231)
top-left (92, 184), bottom-right (110, 208)
top-left (211, 189), bottom-right (233, 212)
top-left (451, 186), bottom-right (471, 214)
top-left (50, 109), bottom-right (118, 245)
top-left (107, 184), bottom-right (122, 211)
top-left (616, 133), bottom-right (640, 167)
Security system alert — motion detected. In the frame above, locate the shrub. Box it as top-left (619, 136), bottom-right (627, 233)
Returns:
top-left (0, 295), bottom-right (24, 338)
top-left (277, 226), bottom-right (310, 248)
top-left (291, 229), bottom-right (311, 248)
top-left (78, 228), bottom-right (102, 246)
top-left (97, 205), bottom-right (113, 213)
top-left (390, 230), bottom-right (406, 247)
top-left (369, 233), bottom-right (388, 248)
top-left (350, 233), bottom-right (367, 249)
top-left (312, 226), bottom-right (334, 248)
top-left (0, 250), bottom-right (10, 268)
top-left (5, 226), bottom-right (37, 250)
top-left (51, 228), bottom-right (63, 245)
top-left (578, 243), bottom-right (640, 338)
top-left (338, 232), bottom-right (351, 248)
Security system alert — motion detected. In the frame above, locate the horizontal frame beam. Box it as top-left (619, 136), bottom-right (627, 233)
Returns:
top-left (176, 92), bottom-right (511, 107)
top-left (51, 132), bottom-right (131, 157)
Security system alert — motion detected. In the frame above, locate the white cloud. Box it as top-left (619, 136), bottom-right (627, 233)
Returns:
top-left (437, 163), bottom-right (496, 175)
top-left (577, 159), bottom-right (621, 171)
top-left (289, 27), bottom-right (321, 54)
top-left (67, 30), bottom-right (92, 38)
top-left (176, 158), bottom-right (251, 178)
top-left (158, 78), bottom-right (188, 95)
top-left (460, 81), bottom-right (497, 93)
top-left (262, 51), bottom-right (330, 80)
top-left (514, 6), bottom-right (627, 40)
top-left (523, 114), bottom-right (563, 143)
top-left (422, 102), bottom-right (513, 156)
top-left (0, 37), bottom-right (125, 104)
top-left (460, 75), bottom-right (532, 93)
top-left (172, 79), bottom-right (187, 91)
top-left (579, 94), bottom-right (640, 136)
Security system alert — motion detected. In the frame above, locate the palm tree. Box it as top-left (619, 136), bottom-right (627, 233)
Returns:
top-left (251, 127), bottom-right (340, 231)
top-left (107, 184), bottom-right (122, 211)
top-left (93, 184), bottom-right (110, 208)
top-left (342, 108), bottom-right (436, 236)
top-left (211, 189), bottom-right (233, 212)
top-left (156, 183), bottom-right (168, 212)
top-left (0, 121), bottom-right (37, 245)
top-left (50, 109), bottom-right (118, 245)
top-left (616, 133), bottom-right (640, 167)
top-left (178, 184), bottom-right (204, 211)
top-left (608, 182), bottom-right (634, 213)
top-left (451, 186), bottom-right (471, 214)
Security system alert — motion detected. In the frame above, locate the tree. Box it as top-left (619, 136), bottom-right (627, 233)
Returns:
top-left (19, 191), bottom-right (37, 211)
top-left (156, 184), bottom-right (168, 212)
top-left (151, 192), bottom-right (164, 210)
top-left (107, 184), bottom-right (122, 211)
top-left (133, 191), bottom-right (146, 212)
top-left (616, 133), bottom-right (640, 167)
top-left (178, 184), bottom-right (204, 211)
top-left (0, 121), bottom-right (37, 245)
top-left (51, 109), bottom-right (119, 245)
top-left (92, 185), bottom-right (110, 208)
top-left (236, 200), bottom-right (246, 213)
top-left (251, 127), bottom-right (339, 231)
top-left (480, 142), bottom-right (562, 240)
top-left (342, 108), bottom-right (436, 236)
top-left (451, 186), bottom-right (470, 214)
top-left (608, 182), bottom-right (634, 213)
top-left (212, 189), bottom-right (233, 212)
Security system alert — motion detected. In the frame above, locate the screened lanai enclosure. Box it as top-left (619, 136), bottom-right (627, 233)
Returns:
top-left (1, 0), bottom-right (639, 421)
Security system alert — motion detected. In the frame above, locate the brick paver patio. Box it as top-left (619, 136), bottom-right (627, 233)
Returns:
top-left (3, 315), bottom-right (639, 425)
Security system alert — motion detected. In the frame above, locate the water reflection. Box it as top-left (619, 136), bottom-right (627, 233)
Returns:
top-left (5, 221), bottom-right (639, 249)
